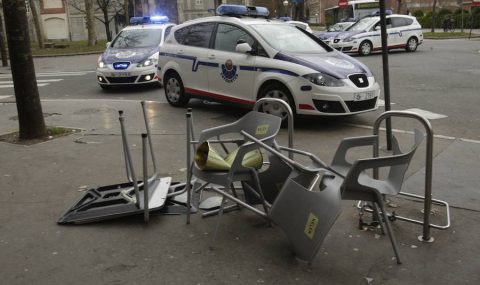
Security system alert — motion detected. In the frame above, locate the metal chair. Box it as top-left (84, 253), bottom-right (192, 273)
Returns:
top-left (321, 129), bottom-right (425, 264)
top-left (187, 111), bottom-right (282, 238)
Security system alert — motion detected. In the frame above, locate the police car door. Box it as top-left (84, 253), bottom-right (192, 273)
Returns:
top-left (207, 23), bottom-right (256, 105)
top-left (173, 23), bottom-right (215, 94)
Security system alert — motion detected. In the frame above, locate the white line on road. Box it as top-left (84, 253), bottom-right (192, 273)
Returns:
top-left (0, 79), bottom-right (63, 84)
top-left (0, 71), bottom-right (94, 78)
top-left (0, 83), bottom-right (49, 88)
top-left (0, 95), bottom-right (13, 100)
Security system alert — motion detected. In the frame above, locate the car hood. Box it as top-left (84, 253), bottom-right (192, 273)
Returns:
top-left (101, 46), bottom-right (159, 64)
top-left (318, 31), bottom-right (343, 40)
top-left (334, 30), bottom-right (365, 40)
top-left (274, 51), bottom-right (372, 79)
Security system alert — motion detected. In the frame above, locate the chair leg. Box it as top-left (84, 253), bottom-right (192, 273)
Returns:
top-left (210, 194), bottom-right (227, 249)
top-left (372, 203), bottom-right (386, 235)
top-left (377, 200), bottom-right (402, 264)
top-left (250, 169), bottom-right (271, 226)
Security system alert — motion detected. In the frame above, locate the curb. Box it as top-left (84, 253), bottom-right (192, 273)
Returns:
top-left (32, 51), bottom-right (103, 58)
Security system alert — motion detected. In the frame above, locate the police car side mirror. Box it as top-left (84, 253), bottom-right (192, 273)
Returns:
top-left (236, 43), bottom-right (253, 54)
top-left (106, 42), bottom-right (111, 48)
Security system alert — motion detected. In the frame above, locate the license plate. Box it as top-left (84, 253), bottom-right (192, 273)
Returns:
top-left (111, 72), bottom-right (131, 77)
top-left (353, 91), bottom-right (375, 101)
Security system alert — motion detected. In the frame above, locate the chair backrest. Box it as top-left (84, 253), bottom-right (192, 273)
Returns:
top-left (342, 129), bottom-right (425, 198)
top-left (198, 111), bottom-right (282, 144)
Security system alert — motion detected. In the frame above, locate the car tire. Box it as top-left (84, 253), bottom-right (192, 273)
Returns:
top-left (359, 40), bottom-right (373, 56)
top-left (257, 82), bottom-right (296, 124)
top-left (406, 37), bottom-right (418, 52)
top-left (164, 72), bottom-right (189, 107)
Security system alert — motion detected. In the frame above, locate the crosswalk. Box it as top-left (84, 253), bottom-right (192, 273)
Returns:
top-left (0, 71), bottom-right (94, 89)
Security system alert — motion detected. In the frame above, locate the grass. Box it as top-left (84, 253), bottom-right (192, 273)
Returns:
top-left (30, 40), bottom-right (108, 56)
top-left (423, 32), bottom-right (479, 38)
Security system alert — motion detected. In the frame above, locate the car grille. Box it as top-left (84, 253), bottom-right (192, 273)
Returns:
top-left (106, 76), bottom-right (138, 83)
top-left (312, 100), bottom-right (345, 113)
top-left (342, 46), bottom-right (352, 52)
top-left (348, 74), bottom-right (369, 88)
top-left (113, 62), bottom-right (130, 70)
top-left (345, 97), bottom-right (377, 112)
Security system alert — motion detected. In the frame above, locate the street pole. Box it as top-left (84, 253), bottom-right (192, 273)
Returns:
top-left (379, 0), bottom-right (393, 150)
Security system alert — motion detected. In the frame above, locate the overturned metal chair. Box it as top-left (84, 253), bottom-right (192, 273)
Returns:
top-left (186, 111), bottom-right (283, 236)
top-left (321, 129), bottom-right (425, 264)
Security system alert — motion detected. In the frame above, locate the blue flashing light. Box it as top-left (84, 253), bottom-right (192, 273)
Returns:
top-left (216, 4), bottom-right (270, 18)
top-left (129, 16), bottom-right (169, 25)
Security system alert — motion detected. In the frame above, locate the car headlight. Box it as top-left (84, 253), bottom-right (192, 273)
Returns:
top-left (343, 37), bottom-right (354, 42)
top-left (97, 61), bottom-right (105, 68)
top-left (137, 58), bottom-right (157, 67)
top-left (303, 73), bottom-right (344, 87)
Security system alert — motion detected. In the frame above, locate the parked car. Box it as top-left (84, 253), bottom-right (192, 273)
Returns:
top-left (96, 16), bottom-right (175, 90)
top-left (157, 4), bottom-right (380, 118)
top-left (329, 14), bottom-right (423, 56)
top-left (317, 21), bottom-right (356, 45)
top-left (286, 21), bottom-right (314, 33)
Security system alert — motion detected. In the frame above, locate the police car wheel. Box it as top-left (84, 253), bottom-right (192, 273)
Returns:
top-left (258, 83), bottom-right (296, 121)
top-left (359, 41), bottom-right (372, 56)
top-left (406, 37), bottom-right (418, 52)
top-left (164, 72), bottom-right (189, 107)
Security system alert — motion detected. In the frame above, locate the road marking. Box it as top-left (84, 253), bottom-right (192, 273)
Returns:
top-left (0, 71), bottom-right (94, 78)
top-left (403, 108), bottom-right (448, 119)
top-left (377, 99), bottom-right (396, 107)
top-left (0, 83), bottom-right (49, 88)
top-left (0, 95), bottom-right (13, 100)
top-left (0, 79), bottom-right (63, 84)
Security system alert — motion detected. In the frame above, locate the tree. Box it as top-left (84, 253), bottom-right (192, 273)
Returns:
top-left (0, 4), bottom-right (8, 67)
top-left (28, 0), bottom-right (45, 48)
top-left (85, 0), bottom-right (97, 46)
top-left (431, 0), bottom-right (438, 32)
top-left (2, 0), bottom-right (46, 139)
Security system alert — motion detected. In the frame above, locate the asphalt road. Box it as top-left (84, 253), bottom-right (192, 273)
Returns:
top-left (1, 38), bottom-right (479, 140)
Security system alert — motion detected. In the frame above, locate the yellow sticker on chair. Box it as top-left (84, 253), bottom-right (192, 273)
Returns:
top-left (255, 124), bottom-right (269, 135)
top-left (304, 213), bottom-right (319, 239)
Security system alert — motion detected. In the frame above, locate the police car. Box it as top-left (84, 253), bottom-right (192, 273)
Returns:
top-left (96, 16), bottom-right (175, 89)
top-left (329, 14), bottom-right (423, 56)
top-left (157, 5), bottom-right (380, 117)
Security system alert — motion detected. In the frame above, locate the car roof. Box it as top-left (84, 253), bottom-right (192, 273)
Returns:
top-left (177, 16), bottom-right (287, 28)
top-left (121, 23), bottom-right (173, 31)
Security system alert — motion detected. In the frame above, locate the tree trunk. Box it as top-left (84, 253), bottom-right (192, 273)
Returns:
top-left (123, 0), bottom-right (129, 23)
top-left (431, 0), bottom-right (437, 33)
top-left (85, 0), bottom-right (97, 46)
top-left (2, 0), bottom-right (46, 139)
top-left (28, 0), bottom-right (44, 49)
top-left (0, 9), bottom-right (9, 67)
top-left (103, 7), bottom-right (112, 41)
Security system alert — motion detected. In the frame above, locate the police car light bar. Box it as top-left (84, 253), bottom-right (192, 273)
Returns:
top-left (216, 4), bottom-right (270, 18)
top-left (129, 16), bottom-right (169, 25)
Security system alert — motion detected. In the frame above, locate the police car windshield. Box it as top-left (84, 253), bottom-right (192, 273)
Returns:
top-left (251, 24), bottom-right (327, 53)
top-left (347, 17), bottom-right (375, 32)
top-left (111, 29), bottom-right (162, 48)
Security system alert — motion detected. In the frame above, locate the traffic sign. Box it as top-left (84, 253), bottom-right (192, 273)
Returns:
top-left (338, 0), bottom-right (349, 9)
top-left (473, 0), bottom-right (480, 7)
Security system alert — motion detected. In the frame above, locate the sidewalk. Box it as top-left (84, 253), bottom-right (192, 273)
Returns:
top-left (0, 100), bottom-right (479, 284)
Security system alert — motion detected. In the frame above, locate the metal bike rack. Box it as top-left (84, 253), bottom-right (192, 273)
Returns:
top-left (370, 110), bottom-right (451, 242)
top-left (253, 98), bottom-right (294, 159)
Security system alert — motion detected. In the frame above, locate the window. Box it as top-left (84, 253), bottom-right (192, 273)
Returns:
top-left (214, 24), bottom-right (255, 52)
top-left (165, 26), bottom-right (173, 38)
top-left (175, 23), bottom-right (215, 48)
top-left (391, 17), bottom-right (407, 28)
top-left (111, 29), bottom-right (162, 48)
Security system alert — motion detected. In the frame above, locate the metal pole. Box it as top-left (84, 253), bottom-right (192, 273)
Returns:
top-left (379, 0), bottom-right (393, 150)
top-left (142, 133), bottom-right (150, 223)
top-left (186, 111), bottom-right (192, 224)
top-left (140, 101), bottom-right (158, 174)
top-left (118, 111), bottom-right (133, 182)
top-left (118, 111), bottom-right (141, 207)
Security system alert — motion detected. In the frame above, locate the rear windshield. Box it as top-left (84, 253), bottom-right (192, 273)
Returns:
top-left (251, 24), bottom-right (327, 53)
top-left (111, 29), bottom-right (163, 48)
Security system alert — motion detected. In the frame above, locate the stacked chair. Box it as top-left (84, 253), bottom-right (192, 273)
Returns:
top-left (187, 109), bottom-right (424, 264)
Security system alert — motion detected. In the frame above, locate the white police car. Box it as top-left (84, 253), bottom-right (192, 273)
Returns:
top-left (96, 16), bottom-right (175, 89)
top-left (329, 14), bottom-right (423, 56)
top-left (157, 5), bottom-right (380, 117)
